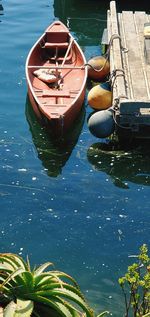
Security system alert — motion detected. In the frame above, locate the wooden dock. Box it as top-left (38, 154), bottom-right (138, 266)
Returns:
top-left (107, 1), bottom-right (150, 139)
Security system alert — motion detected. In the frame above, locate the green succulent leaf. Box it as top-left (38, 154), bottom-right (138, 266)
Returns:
top-left (0, 256), bottom-right (17, 272)
top-left (50, 300), bottom-right (75, 317)
top-left (26, 256), bottom-right (31, 272)
top-left (0, 254), bottom-right (27, 272)
top-left (34, 282), bottom-right (85, 302)
top-left (34, 274), bottom-right (57, 288)
top-left (63, 300), bottom-right (84, 317)
top-left (35, 288), bottom-right (92, 317)
top-left (0, 268), bottom-right (25, 290)
top-left (49, 271), bottom-right (80, 288)
top-left (97, 312), bottom-right (109, 317)
top-left (26, 294), bottom-right (74, 317)
top-left (34, 262), bottom-right (54, 276)
top-left (7, 254), bottom-right (28, 271)
top-left (20, 272), bottom-right (34, 291)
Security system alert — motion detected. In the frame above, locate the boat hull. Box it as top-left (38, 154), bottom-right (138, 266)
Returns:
top-left (27, 82), bottom-right (86, 135)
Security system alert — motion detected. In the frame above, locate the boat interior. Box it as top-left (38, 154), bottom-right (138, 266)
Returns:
top-left (27, 22), bottom-right (86, 119)
top-left (42, 22), bottom-right (73, 63)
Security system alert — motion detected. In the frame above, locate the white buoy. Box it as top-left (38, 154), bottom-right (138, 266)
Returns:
top-left (88, 109), bottom-right (115, 138)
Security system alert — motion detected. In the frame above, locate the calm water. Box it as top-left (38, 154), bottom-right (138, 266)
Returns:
top-left (0, 1), bottom-right (150, 316)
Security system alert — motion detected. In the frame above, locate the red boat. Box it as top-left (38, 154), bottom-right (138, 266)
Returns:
top-left (25, 21), bottom-right (87, 135)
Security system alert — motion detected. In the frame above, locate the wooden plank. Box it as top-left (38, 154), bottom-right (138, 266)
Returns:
top-left (134, 11), bottom-right (147, 53)
top-left (28, 65), bottom-right (85, 70)
top-left (107, 8), bottom-right (118, 101)
top-left (121, 11), bottom-right (149, 100)
top-left (118, 13), bottom-right (131, 99)
top-left (109, 1), bottom-right (127, 107)
top-left (134, 12), bottom-right (150, 97)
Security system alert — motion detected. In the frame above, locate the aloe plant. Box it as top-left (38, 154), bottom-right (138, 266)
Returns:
top-left (0, 253), bottom-right (107, 317)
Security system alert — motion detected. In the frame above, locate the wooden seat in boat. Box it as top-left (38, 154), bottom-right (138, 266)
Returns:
top-left (44, 28), bottom-right (72, 61)
top-left (44, 42), bottom-right (68, 49)
top-left (35, 88), bottom-right (79, 98)
top-left (44, 29), bottom-right (69, 48)
top-left (36, 89), bottom-right (71, 97)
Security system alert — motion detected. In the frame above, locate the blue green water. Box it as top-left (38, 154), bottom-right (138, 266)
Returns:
top-left (0, 1), bottom-right (150, 316)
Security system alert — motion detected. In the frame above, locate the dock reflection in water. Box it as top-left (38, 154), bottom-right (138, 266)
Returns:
top-left (25, 98), bottom-right (85, 177)
top-left (87, 141), bottom-right (150, 188)
top-left (53, 0), bottom-right (108, 46)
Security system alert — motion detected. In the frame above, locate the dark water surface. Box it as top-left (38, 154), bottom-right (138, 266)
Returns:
top-left (0, 1), bottom-right (150, 316)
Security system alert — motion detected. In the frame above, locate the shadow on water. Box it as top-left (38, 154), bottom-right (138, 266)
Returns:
top-left (0, 2), bottom-right (4, 22)
top-left (116, 0), bottom-right (150, 12)
top-left (53, 0), bottom-right (150, 48)
top-left (53, 0), bottom-right (109, 46)
top-left (87, 140), bottom-right (150, 188)
top-left (25, 97), bottom-right (85, 177)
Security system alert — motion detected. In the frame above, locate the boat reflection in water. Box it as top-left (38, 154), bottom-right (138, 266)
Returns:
top-left (25, 97), bottom-right (85, 177)
top-left (87, 141), bottom-right (150, 188)
top-left (0, 2), bottom-right (4, 22)
top-left (0, 2), bottom-right (4, 11)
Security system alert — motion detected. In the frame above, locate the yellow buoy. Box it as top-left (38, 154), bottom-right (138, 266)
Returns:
top-left (88, 83), bottom-right (112, 110)
top-left (87, 56), bottom-right (110, 80)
